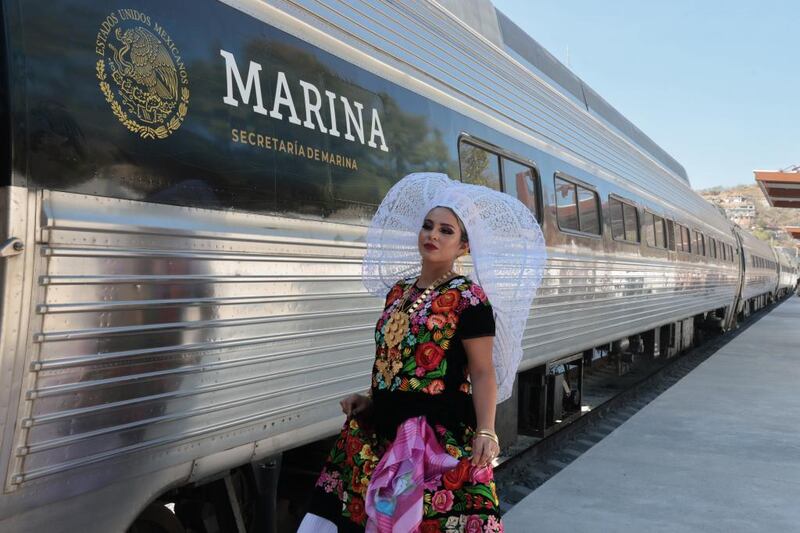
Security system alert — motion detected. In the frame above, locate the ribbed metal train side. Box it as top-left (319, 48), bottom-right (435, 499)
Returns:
top-left (523, 251), bottom-right (739, 371)
top-left (736, 227), bottom-right (779, 302)
top-left (775, 249), bottom-right (796, 294)
top-left (0, 190), bottom-right (381, 530)
top-left (5, 187), bottom-right (743, 505)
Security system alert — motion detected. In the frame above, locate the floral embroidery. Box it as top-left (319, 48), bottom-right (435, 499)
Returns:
top-left (372, 277), bottom-right (490, 393)
top-left (431, 490), bottom-right (455, 513)
top-left (311, 277), bottom-right (501, 531)
top-left (317, 418), bottom-right (502, 530)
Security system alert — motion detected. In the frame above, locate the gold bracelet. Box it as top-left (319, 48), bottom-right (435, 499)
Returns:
top-left (475, 430), bottom-right (499, 446)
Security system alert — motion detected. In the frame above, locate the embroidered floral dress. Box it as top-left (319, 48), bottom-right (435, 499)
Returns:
top-left (307, 276), bottom-right (503, 532)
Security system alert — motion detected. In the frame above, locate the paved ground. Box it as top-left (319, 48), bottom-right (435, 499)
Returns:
top-left (504, 297), bottom-right (800, 532)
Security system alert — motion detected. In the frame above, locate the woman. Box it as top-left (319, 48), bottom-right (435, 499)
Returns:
top-left (300, 173), bottom-right (546, 532)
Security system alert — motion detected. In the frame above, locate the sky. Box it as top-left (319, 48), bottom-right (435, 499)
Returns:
top-left (491, 0), bottom-right (800, 190)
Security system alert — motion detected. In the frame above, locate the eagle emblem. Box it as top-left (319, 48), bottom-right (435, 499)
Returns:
top-left (96, 11), bottom-right (189, 139)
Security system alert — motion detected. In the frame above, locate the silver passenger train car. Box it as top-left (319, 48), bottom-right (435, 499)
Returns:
top-left (775, 248), bottom-right (798, 297)
top-left (0, 0), bottom-right (795, 530)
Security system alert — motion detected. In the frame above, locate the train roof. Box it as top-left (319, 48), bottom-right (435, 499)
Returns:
top-left (438, 0), bottom-right (689, 185)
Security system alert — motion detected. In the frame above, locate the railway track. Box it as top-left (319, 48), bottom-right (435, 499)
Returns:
top-left (494, 300), bottom-right (778, 514)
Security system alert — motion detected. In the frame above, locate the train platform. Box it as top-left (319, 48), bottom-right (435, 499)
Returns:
top-left (504, 296), bottom-right (800, 532)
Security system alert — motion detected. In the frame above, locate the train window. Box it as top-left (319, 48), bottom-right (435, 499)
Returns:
top-left (555, 177), bottom-right (579, 231)
top-left (643, 213), bottom-right (652, 243)
top-left (675, 224), bottom-right (683, 252)
top-left (653, 215), bottom-right (666, 248)
top-left (665, 219), bottom-right (676, 250)
top-left (708, 238), bottom-right (717, 259)
top-left (695, 231), bottom-right (705, 256)
top-left (684, 227), bottom-right (692, 253)
top-left (623, 203), bottom-right (638, 242)
top-left (578, 187), bottom-right (601, 234)
top-left (459, 140), bottom-right (542, 219)
top-left (610, 197), bottom-right (638, 242)
top-left (555, 176), bottom-right (600, 235)
top-left (459, 142), bottom-right (501, 191)
top-left (676, 224), bottom-right (691, 253)
top-left (502, 158), bottom-right (539, 217)
top-left (674, 225), bottom-right (682, 252)
top-left (610, 198), bottom-right (625, 240)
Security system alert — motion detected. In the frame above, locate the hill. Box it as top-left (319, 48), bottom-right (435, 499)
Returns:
top-left (697, 184), bottom-right (800, 248)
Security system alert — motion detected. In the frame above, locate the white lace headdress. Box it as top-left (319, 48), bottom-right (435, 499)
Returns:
top-left (362, 172), bottom-right (547, 403)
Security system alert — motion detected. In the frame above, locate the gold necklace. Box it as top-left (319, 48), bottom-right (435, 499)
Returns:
top-left (383, 270), bottom-right (453, 349)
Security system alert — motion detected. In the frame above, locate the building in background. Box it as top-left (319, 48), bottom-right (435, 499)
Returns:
top-left (701, 190), bottom-right (757, 229)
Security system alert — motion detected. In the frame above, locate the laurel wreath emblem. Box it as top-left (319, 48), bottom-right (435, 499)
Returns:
top-left (96, 59), bottom-right (189, 140)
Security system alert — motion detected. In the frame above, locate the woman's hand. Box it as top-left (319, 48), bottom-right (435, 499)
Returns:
top-left (471, 433), bottom-right (500, 467)
top-left (339, 393), bottom-right (371, 419)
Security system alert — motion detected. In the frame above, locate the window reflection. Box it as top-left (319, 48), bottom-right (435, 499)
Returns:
top-left (459, 142), bottom-right (501, 191)
top-left (623, 203), bottom-right (638, 242)
top-left (555, 177), bottom-right (578, 231)
top-left (502, 159), bottom-right (537, 215)
top-left (654, 216), bottom-right (666, 249)
top-left (610, 198), bottom-right (625, 241)
top-left (577, 187), bottom-right (599, 235)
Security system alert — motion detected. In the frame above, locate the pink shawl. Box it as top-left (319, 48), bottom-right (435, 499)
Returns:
top-left (365, 417), bottom-right (459, 532)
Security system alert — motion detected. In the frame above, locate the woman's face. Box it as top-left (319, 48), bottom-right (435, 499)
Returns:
top-left (418, 207), bottom-right (468, 266)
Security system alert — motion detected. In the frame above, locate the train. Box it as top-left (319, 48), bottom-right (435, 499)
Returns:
top-left (0, 0), bottom-right (796, 531)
